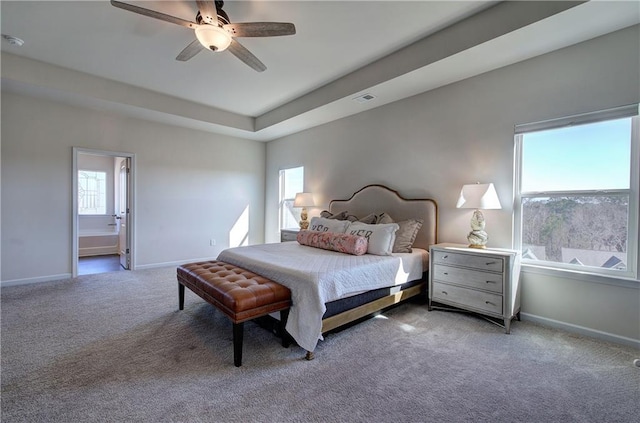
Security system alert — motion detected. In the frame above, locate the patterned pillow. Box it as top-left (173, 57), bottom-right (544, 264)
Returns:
top-left (309, 216), bottom-right (351, 233)
top-left (297, 230), bottom-right (368, 256)
top-left (347, 222), bottom-right (399, 256)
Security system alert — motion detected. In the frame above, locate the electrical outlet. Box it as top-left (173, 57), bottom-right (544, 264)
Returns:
top-left (210, 239), bottom-right (216, 246)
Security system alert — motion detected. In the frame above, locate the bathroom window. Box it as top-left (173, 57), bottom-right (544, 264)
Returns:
top-left (78, 170), bottom-right (107, 215)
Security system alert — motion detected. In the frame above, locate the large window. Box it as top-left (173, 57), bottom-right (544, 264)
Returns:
top-left (514, 105), bottom-right (638, 279)
top-left (279, 166), bottom-right (304, 230)
top-left (78, 170), bottom-right (107, 215)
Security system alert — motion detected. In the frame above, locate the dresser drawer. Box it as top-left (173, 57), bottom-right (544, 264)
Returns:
top-left (432, 282), bottom-right (503, 316)
top-left (432, 250), bottom-right (504, 273)
top-left (432, 264), bottom-right (503, 294)
top-left (280, 230), bottom-right (299, 242)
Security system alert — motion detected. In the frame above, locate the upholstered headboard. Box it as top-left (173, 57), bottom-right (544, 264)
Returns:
top-left (328, 184), bottom-right (438, 251)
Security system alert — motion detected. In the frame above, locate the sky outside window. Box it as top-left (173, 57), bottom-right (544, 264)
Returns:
top-left (521, 118), bottom-right (631, 192)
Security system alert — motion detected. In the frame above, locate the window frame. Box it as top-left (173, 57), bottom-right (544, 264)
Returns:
top-left (278, 166), bottom-right (304, 231)
top-left (513, 104), bottom-right (639, 281)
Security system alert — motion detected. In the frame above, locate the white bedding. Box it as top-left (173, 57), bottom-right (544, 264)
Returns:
top-left (217, 242), bottom-right (427, 352)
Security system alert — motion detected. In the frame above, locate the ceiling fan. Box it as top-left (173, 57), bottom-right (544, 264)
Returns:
top-left (110, 0), bottom-right (296, 72)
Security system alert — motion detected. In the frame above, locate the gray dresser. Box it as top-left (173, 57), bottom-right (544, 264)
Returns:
top-left (428, 243), bottom-right (521, 333)
top-left (280, 228), bottom-right (300, 242)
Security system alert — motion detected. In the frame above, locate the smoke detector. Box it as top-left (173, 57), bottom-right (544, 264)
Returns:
top-left (2, 34), bottom-right (24, 47)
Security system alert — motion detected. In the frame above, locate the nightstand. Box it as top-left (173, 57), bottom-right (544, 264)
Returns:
top-left (428, 243), bottom-right (521, 333)
top-left (280, 228), bottom-right (300, 242)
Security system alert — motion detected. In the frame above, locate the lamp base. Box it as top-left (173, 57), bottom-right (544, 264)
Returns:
top-left (299, 207), bottom-right (309, 230)
top-left (467, 229), bottom-right (488, 249)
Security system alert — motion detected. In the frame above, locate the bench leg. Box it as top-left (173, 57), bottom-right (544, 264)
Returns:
top-left (233, 322), bottom-right (244, 367)
top-left (178, 283), bottom-right (185, 310)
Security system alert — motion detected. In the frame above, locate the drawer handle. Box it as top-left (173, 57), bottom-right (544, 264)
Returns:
top-left (443, 272), bottom-right (449, 275)
top-left (485, 301), bottom-right (496, 306)
top-left (441, 291), bottom-right (448, 295)
top-left (443, 255), bottom-right (448, 259)
top-left (485, 261), bottom-right (497, 265)
top-left (485, 280), bottom-right (496, 284)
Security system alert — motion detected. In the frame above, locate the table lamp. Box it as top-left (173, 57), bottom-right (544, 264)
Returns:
top-left (456, 183), bottom-right (501, 248)
top-left (294, 192), bottom-right (314, 230)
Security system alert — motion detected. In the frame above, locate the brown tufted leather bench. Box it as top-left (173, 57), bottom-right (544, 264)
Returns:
top-left (177, 260), bottom-right (292, 367)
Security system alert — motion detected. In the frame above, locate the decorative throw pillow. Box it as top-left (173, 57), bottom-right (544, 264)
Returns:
top-left (375, 212), bottom-right (394, 224)
top-left (320, 210), bottom-right (348, 220)
top-left (357, 213), bottom-right (377, 224)
top-left (320, 210), bottom-right (359, 221)
top-left (347, 222), bottom-right (399, 256)
top-left (297, 230), bottom-right (368, 256)
top-left (309, 216), bottom-right (351, 233)
top-left (392, 219), bottom-right (424, 253)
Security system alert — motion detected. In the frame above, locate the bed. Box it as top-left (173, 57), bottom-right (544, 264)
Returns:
top-left (217, 184), bottom-right (438, 357)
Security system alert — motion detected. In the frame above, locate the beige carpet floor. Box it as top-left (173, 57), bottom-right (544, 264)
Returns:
top-left (2, 266), bottom-right (639, 422)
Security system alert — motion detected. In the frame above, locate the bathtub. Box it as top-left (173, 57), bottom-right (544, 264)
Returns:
top-left (79, 215), bottom-right (120, 257)
top-left (79, 230), bottom-right (119, 257)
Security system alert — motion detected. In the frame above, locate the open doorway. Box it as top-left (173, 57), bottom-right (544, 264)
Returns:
top-left (72, 148), bottom-right (135, 277)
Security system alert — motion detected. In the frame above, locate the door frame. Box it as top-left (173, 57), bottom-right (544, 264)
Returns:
top-left (72, 147), bottom-right (136, 277)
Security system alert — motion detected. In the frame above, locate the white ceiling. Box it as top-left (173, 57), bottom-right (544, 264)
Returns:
top-left (2, 1), bottom-right (639, 141)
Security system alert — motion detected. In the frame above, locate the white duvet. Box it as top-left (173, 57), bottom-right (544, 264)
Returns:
top-left (217, 242), bottom-right (426, 352)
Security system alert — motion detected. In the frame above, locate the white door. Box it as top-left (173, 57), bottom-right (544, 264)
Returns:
top-left (119, 158), bottom-right (131, 269)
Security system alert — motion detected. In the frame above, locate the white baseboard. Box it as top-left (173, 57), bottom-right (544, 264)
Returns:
top-left (134, 257), bottom-right (216, 270)
top-left (1, 273), bottom-right (73, 287)
top-left (520, 312), bottom-right (640, 349)
top-left (1, 258), bottom-right (215, 287)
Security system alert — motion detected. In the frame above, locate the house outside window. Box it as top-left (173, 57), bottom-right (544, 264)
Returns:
top-left (78, 170), bottom-right (107, 215)
top-left (514, 105), bottom-right (639, 279)
top-left (279, 166), bottom-right (304, 231)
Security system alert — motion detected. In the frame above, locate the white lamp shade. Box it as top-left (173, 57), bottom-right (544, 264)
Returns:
top-left (293, 192), bottom-right (315, 207)
top-left (195, 25), bottom-right (232, 52)
top-left (294, 192), bottom-right (314, 208)
top-left (456, 183), bottom-right (502, 210)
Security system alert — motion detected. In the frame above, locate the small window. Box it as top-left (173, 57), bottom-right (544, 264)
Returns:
top-left (78, 170), bottom-right (107, 215)
top-left (279, 166), bottom-right (304, 231)
top-left (514, 105), bottom-right (638, 278)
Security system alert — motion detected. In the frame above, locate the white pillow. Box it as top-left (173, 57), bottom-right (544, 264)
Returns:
top-left (347, 222), bottom-right (399, 256)
top-left (308, 216), bottom-right (351, 233)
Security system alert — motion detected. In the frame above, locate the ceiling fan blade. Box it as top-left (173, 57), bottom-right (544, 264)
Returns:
top-left (227, 39), bottom-right (266, 72)
top-left (176, 39), bottom-right (204, 61)
top-left (110, 1), bottom-right (196, 29)
top-left (196, 1), bottom-right (217, 25)
top-left (223, 22), bottom-right (296, 37)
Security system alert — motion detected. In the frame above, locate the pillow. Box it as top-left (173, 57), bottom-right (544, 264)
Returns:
top-left (297, 230), bottom-right (368, 256)
top-left (308, 216), bottom-right (351, 233)
top-left (357, 213), bottom-right (377, 224)
top-left (375, 213), bottom-right (394, 224)
top-left (347, 222), bottom-right (399, 256)
top-left (392, 219), bottom-right (424, 253)
top-left (320, 210), bottom-right (359, 222)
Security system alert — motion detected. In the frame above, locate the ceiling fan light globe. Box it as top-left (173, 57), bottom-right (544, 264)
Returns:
top-left (195, 25), bottom-right (232, 52)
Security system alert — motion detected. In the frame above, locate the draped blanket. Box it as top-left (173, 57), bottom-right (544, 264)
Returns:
top-left (218, 242), bottom-right (425, 352)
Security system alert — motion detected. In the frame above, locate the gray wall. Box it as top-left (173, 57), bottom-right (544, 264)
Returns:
top-left (1, 92), bottom-right (266, 283)
top-left (265, 26), bottom-right (640, 343)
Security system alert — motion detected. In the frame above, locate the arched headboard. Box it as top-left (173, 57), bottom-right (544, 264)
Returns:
top-left (328, 184), bottom-right (438, 251)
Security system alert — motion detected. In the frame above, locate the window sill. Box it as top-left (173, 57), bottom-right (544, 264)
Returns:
top-left (521, 263), bottom-right (639, 289)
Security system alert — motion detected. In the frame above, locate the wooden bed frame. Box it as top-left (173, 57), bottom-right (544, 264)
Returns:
top-left (317, 184), bottom-right (438, 342)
